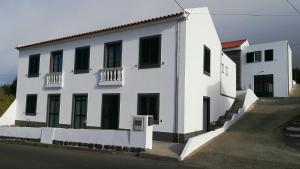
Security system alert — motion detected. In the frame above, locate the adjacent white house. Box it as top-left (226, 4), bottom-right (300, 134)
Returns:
top-left (9, 7), bottom-right (236, 144)
top-left (223, 39), bottom-right (293, 97)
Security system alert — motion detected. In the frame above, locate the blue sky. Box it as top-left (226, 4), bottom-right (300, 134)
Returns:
top-left (0, 0), bottom-right (300, 84)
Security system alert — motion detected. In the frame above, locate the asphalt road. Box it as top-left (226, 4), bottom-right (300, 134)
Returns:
top-left (0, 143), bottom-right (199, 169)
top-left (185, 98), bottom-right (300, 169)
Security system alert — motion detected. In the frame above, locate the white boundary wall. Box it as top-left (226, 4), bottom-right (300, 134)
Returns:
top-left (0, 115), bottom-right (153, 149)
top-left (179, 89), bottom-right (258, 161)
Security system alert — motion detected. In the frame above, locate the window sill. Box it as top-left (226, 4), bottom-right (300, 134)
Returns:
top-left (74, 70), bottom-right (90, 74)
top-left (138, 64), bottom-right (161, 69)
top-left (27, 74), bottom-right (39, 78)
top-left (25, 113), bottom-right (37, 116)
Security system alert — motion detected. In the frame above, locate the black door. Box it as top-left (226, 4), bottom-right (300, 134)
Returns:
top-left (47, 95), bottom-right (60, 127)
top-left (73, 95), bottom-right (88, 129)
top-left (254, 75), bottom-right (274, 97)
top-left (203, 97), bottom-right (210, 132)
top-left (105, 42), bottom-right (122, 68)
top-left (101, 94), bottom-right (120, 129)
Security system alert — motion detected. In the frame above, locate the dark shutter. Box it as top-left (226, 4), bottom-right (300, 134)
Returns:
top-left (28, 55), bottom-right (40, 77)
top-left (139, 35), bottom-right (161, 69)
top-left (138, 93), bottom-right (159, 124)
top-left (265, 49), bottom-right (273, 61)
top-left (74, 46), bottom-right (90, 73)
top-left (246, 52), bottom-right (254, 63)
top-left (25, 94), bottom-right (37, 115)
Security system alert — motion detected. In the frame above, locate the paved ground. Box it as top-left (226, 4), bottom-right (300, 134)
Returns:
top-left (184, 98), bottom-right (300, 169)
top-left (0, 143), bottom-right (199, 169)
top-left (290, 84), bottom-right (300, 97)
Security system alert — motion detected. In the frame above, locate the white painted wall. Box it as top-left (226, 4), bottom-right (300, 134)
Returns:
top-left (0, 100), bottom-right (17, 126)
top-left (240, 40), bottom-right (292, 97)
top-left (221, 53), bottom-right (236, 98)
top-left (179, 8), bottom-right (235, 134)
top-left (16, 20), bottom-right (178, 134)
top-left (16, 7), bottom-right (236, 138)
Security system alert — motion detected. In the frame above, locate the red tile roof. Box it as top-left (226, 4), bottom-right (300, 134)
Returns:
top-left (222, 39), bottom-right (247, 49)
top-left (16, 12), bottom-right (184, 50)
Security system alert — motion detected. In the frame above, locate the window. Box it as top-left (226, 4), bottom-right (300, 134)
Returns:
top-left (203, 45), bottom-right (211, 76)
top-left (246, 52), bottom-right (254, 63)
top-left (254, 51), bottom-right (262, 62)
top-left (139, 35), bottom-right (161, 69)
top-left (72, 94), bottom-right (88, 129)
top-left (246, 51), bottom-right (262, 63)
top-left (265, 49), bottom-right (273, 61)
top-left (104, 41), bottom-right (122, 68)
top-left (25, 94), bottom-right (37, 115)
top-left (74, 46), bottom-right (90, 74)
top-left (28, 54), bottom-right (40, 77)
top-left (138, 93), bottom-right (159, 124)
top-left (50, 51), bottom-right (63, 73)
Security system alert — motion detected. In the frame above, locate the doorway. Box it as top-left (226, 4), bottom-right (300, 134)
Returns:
top-left (47, 94), bottom-right (60, 127)
top-left (101, 94), bottom-right (120, 129)
top-left (203, 97), bottom-right (210, 132)
top-left (254, 75), bottom-right (274, 97)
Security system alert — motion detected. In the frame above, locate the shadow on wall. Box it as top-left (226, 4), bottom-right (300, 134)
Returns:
top-left (206, 81), bottom-right (235, 122)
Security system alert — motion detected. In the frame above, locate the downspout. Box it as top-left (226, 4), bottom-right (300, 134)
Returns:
top-left (174, 20), bottom-right (180, 142)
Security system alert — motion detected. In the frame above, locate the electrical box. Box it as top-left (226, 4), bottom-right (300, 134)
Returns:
top-left (133, 117), bottom-right (144, 131)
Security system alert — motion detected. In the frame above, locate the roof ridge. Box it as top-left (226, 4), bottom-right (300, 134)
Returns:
top-left (17, 12), bottom-right (184, 50)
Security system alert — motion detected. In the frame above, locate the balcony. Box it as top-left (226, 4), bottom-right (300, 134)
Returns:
top-left (99, 67), bottom-right (124, 86)
top-left (45, 72), bottom-right (63, 88)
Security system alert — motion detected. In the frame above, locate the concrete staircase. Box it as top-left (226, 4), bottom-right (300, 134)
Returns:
top-left (210, 99), bottom-right (244, 130)
top-left (283, 117), bottom-right (300, 143)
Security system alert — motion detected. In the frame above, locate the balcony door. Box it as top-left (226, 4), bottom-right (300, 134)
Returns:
top-left (104, 41), bottom-right (122, 68)
top-left (50, 50), bottom-right (63, 73)
top-left (72, 94), bottom-right (88, 129)
top-left (47, 95), bottom-right (60, 127)
top-left (101, 94), bottom-right (120, 129)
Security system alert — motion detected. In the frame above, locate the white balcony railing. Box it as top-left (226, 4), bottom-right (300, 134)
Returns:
top-left (45, 72), bottom-right (63, 88)
top-left (99, 67), bottom-right (124, 86)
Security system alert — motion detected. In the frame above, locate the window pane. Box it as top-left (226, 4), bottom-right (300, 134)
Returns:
top-left (138, 94), bottom-right (159, 124)
top-left (139, 35), bottom-right (161, 68)
top-left (203, 45), bottom-right (211, 75)
top-left (255, 51), bottom-right (262, 62)
top-left (106, 42), bottom-right (122, 68)
top-left (265, 49), bottom-right (273, 61)
top-left (26, 95), bottom-right (37, 115)
top-left (246, 52), bottom-right (254, 63)
top-left (51, 51), bottom-right (63, 72)
top-left (28, 55), bottom-right (40, 77)
top-left (74, 47), bottom-right (90, 73)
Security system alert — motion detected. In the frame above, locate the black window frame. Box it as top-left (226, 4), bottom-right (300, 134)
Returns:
top-left (25, 94), bottom-right (37, 116)
top-left (137, 93), bottom-right (160, 124)
top-left (246, 52), bottom-right (254, 63)
top-left (74, 46), bottom-right (90, 74)
top-left (138, 34), bottom-right (161, 69)
top-left (254, 51), bottom-right (262, 62)
top-left (50, 50), bottom-right (63, 73)
top-left (203, 45), bottom-right (211, 76)
top-left (72, 94), bottom-right (88, 129)
top-left (104, 41), bottom-right (122, 68)
top-left (265, 49), bottom-right (274, 62)
top-left (28, 54), bottom-right (40, 78)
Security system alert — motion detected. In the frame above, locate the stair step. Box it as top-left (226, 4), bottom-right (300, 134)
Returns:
top-left (286, 127), bottom-right (300, 132)
top-left (285, 133), bottom-right (300, 138)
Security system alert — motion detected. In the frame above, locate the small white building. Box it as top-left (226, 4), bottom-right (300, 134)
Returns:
top-left (12, 7), bottom-right (236, 144)
top-left (223, 39), bottom-right (293, 97)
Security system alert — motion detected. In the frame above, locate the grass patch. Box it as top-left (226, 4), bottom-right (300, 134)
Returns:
top-left (0, 88), bottom-right (15, 117)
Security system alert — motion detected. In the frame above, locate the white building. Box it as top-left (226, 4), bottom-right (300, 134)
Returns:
top-left (13, 8), bottom-right (236, 143)
top-left (223, 39), bottom-right (293, 97)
